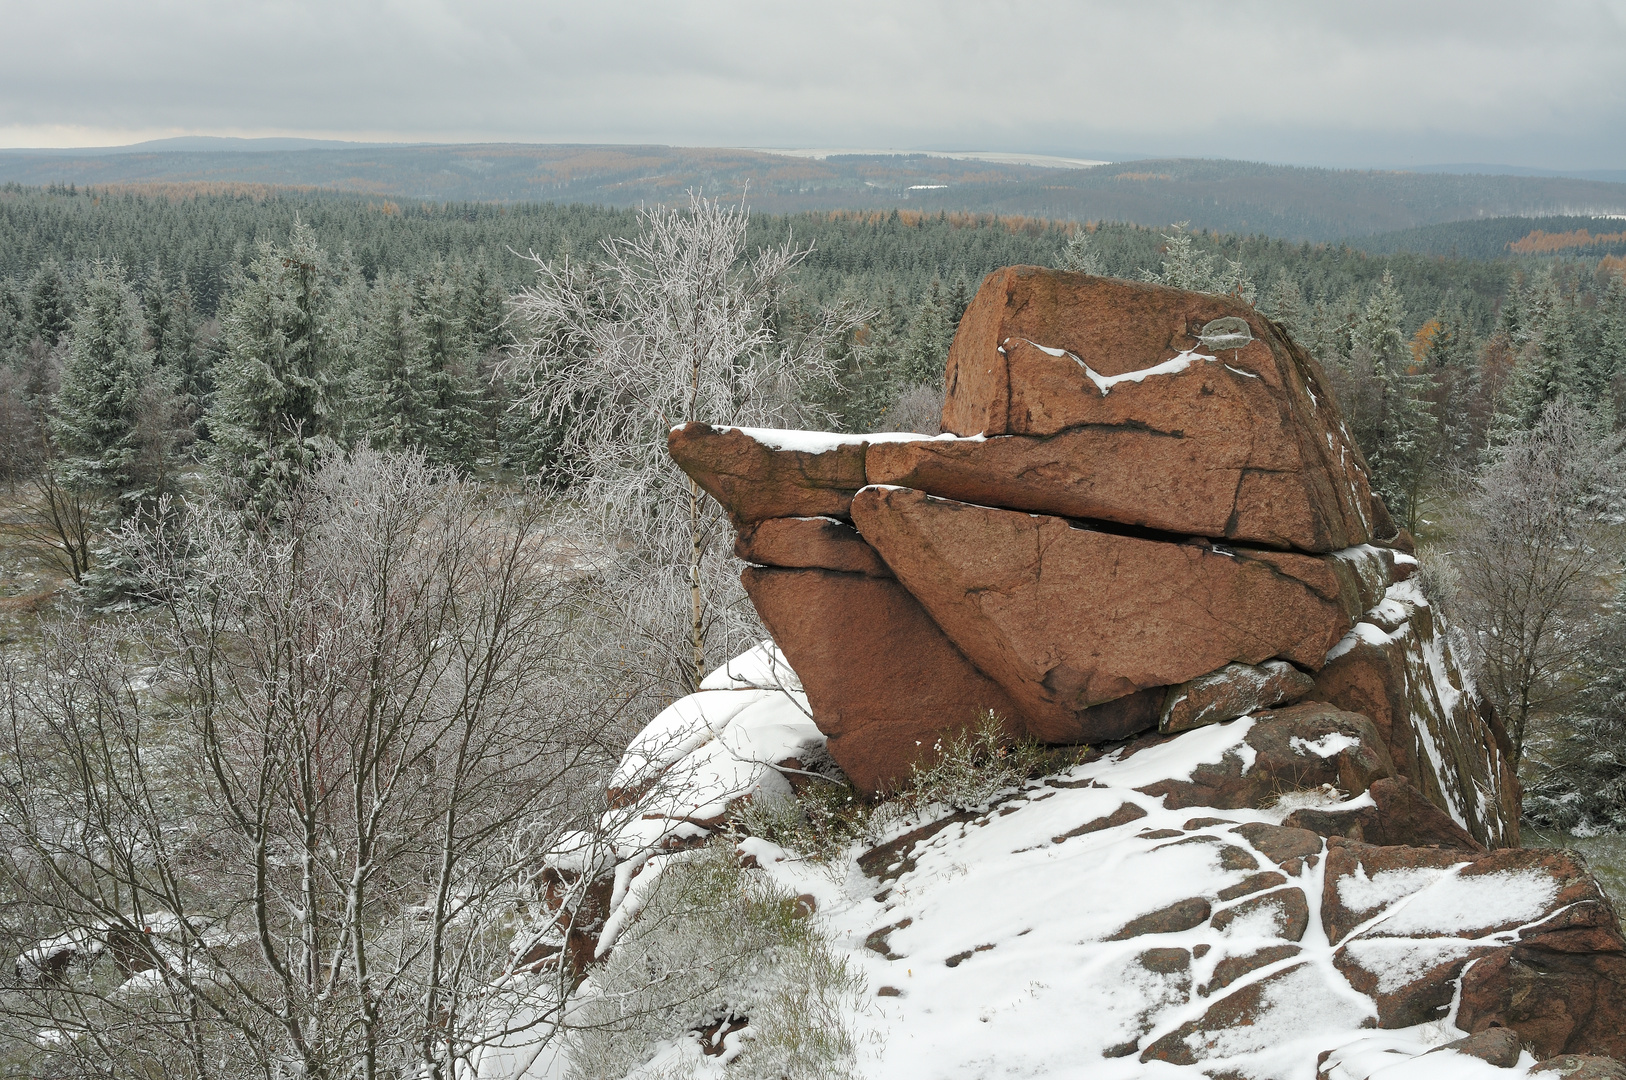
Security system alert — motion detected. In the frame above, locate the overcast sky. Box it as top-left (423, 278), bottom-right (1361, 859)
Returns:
top-left (2, 0), bottom-right (1623, 169)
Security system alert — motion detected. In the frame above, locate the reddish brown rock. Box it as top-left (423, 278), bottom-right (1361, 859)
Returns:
top-left (938, 266), bottom-right (1382, 550)
top-left (1314, 584), bottom-right (1520, 849)
top-left (1460, 949), bottom-right (1626, 1061)
top-left (1107, 897), bottom-right (1212, 940)
top-left (1161, 660), bottom-right (1317, 734)
top-left (1202, 944), bottom-right (1303, 996)
top-left (734, 516), bottom-right (892, 577)
top-left (1283, 778), bottom-right (1483, 851)
top-left (1136, 703), bottom-right (1396, 811)
top-left (1210, 887), bottom-right (1310, 942)
top-left (849, 487), bottom-right (1359, 738)
top-left (1430, 1027), bottom-right (1524, 1068)
top-left (740, 566), bottom-right (1022, 793)
top-left (668, 423), bottom-right (924, 525)
top-left (1335, 941), bottom-right (1479, 1028)
top-left (1229, 823), bottom-right (1323, 866)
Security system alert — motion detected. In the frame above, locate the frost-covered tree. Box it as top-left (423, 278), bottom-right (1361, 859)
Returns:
top-left (208, 222), bottom-right (352, 517)
top-left (510, 193), bottom-right (858, 692)
top-left (50, 261), bottom-right (170, 510)
top-left (1449, 400), bottom-right (1626, 768)
top-left (1059, 226), bottom-right (1103, 275)
top-left (1336, 271), bottom-right (1436, 530)
top-left (1142, 222), bottom-right (1255, 303)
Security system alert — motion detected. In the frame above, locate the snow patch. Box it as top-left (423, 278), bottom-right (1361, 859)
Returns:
top-left (1292, 732), bottom-right (1361, 758)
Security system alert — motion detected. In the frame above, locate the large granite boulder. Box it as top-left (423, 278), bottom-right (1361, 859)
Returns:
top-left (936, 266), bottom-right (1388, 551)
top-left (740, 566), bottom-right (1023, 792)
top-left (664, 266), bottom-right (1517, 845)
top-left (850, 486), bottom-right (1366, 742)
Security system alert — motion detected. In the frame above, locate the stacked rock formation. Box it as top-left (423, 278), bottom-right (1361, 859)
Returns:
top-left (670, 266), bottom-right (1518, 847)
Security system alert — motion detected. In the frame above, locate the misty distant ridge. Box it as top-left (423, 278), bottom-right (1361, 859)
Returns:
top-left (2, 141), bottom-right (1625, 243)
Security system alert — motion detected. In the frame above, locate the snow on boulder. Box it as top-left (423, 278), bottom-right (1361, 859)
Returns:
top-left (736, 716), bottom-right (1625, 1079)
top-left (666, 422), bottom-right (928, 526)
top-left (1314, 577), bottom-right (1520, 849)
top-left (937, 266), bottom-right (1387, 551)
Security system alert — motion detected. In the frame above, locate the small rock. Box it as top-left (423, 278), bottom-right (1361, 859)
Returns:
top-left (1202, 944), bottom-right (1302, 996)
top-left (1211, 888), bottom-right (1310, 942)
top-left (1429, 1027), bottom-right (1523, 1067)
top-left (1108, 897), bottom-right (1212, 941)
top-left (1161, 660), bottom-right (1316, 734)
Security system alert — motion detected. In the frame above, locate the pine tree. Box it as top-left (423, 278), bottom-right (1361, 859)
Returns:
top-left (50, 261), bottom-right (168, 511)
top-left (207, 223), bottom-right (346, 517)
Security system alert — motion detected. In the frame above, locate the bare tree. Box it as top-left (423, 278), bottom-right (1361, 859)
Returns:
top-left (507, 193), bottom-right (860, 696)
top-left (1447, 400), bottom-right (1626, 768)
top-left (0, 449), bottom-right (616, 1080)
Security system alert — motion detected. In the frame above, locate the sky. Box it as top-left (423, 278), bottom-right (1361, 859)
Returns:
top-left (2, 0), bottom-right (1624, 170)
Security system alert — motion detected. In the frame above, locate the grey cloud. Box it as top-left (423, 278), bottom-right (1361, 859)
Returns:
top-left (1, 0), bottom-right (1623, 168)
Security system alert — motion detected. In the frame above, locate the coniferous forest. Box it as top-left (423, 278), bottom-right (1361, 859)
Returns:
top-left (4, 182), bottom-right (1626, 1077)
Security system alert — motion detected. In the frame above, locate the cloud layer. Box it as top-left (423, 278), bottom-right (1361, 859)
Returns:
top-left (3, 0), bottom-right (1623, 167)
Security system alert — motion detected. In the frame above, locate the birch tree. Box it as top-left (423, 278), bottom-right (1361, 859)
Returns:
top-left (1448, 400), bottom-right (1626, 768)
top-left (508, 193), bottom-right (858, 694)
top-left (0, 449), bottom-right (613, 1080)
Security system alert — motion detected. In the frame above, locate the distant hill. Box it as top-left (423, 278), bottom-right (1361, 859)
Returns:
top-left (1346, 215), bottom-right (1626, 259)
top-left (3, 144), bottom-right (1626, 242)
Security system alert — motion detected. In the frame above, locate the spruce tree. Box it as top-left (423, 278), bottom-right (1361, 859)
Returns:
top-left (207, 223), bottom-right (345, 516)
top-left (899, 279), bottom-right (951, 389)
top-left (360, 273), bottom-right (430, 451)
top-left (413, 267), bottom-right (485, 467)
top-left (50, 261), bottom-right (166, 511)
top-left (26, 262), bottom-right (74, 347)
top-left (1353, 271), bottom-right (1436, 530)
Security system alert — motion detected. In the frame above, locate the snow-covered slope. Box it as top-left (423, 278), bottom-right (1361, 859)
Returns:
top-left (489, 644), bottom-right (1622, 1080)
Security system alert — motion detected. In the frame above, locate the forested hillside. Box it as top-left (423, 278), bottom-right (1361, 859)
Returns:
top-left (5, 145), bottom-right (1626, 240)
top-left (5, 184), bottom-right (1626, 1080)
top-left (3, 183), bottom-right (1623, 501)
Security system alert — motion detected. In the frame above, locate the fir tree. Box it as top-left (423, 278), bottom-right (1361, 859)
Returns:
top-left (359, 273), bottom-right (430, 452)
top-left (26, 262), bottom-right (74, 347)
top-left (50, 261), bottom-right (167, 511)
top-left (207, 223), bottom-right (347, 517)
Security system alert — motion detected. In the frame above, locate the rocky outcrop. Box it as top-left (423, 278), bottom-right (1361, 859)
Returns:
top-left (937, 267), bottom-right (1384, 552)
top-left (667, 423), bottom-right (926, 524)
top-left (741, 566), bottom-right (1022, 792)
top-left (851, 487), bottom-right (1364, 740)
top-left (1314, 577), bottom-right (1520, 848)
top-left (670, 265), bottom-right (1517, 856)
top-left (557, 641), bottom-right (1626, 1078)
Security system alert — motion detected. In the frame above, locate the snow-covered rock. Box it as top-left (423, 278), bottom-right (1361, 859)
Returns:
top-left (546, 643), bottom-right (1625, 1080)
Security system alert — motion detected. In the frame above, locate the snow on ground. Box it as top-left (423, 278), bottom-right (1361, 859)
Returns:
top-left (518, 640), bottom-right (1556, 1080)
top-left (738, 722), bottom-right (1552, 1080)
